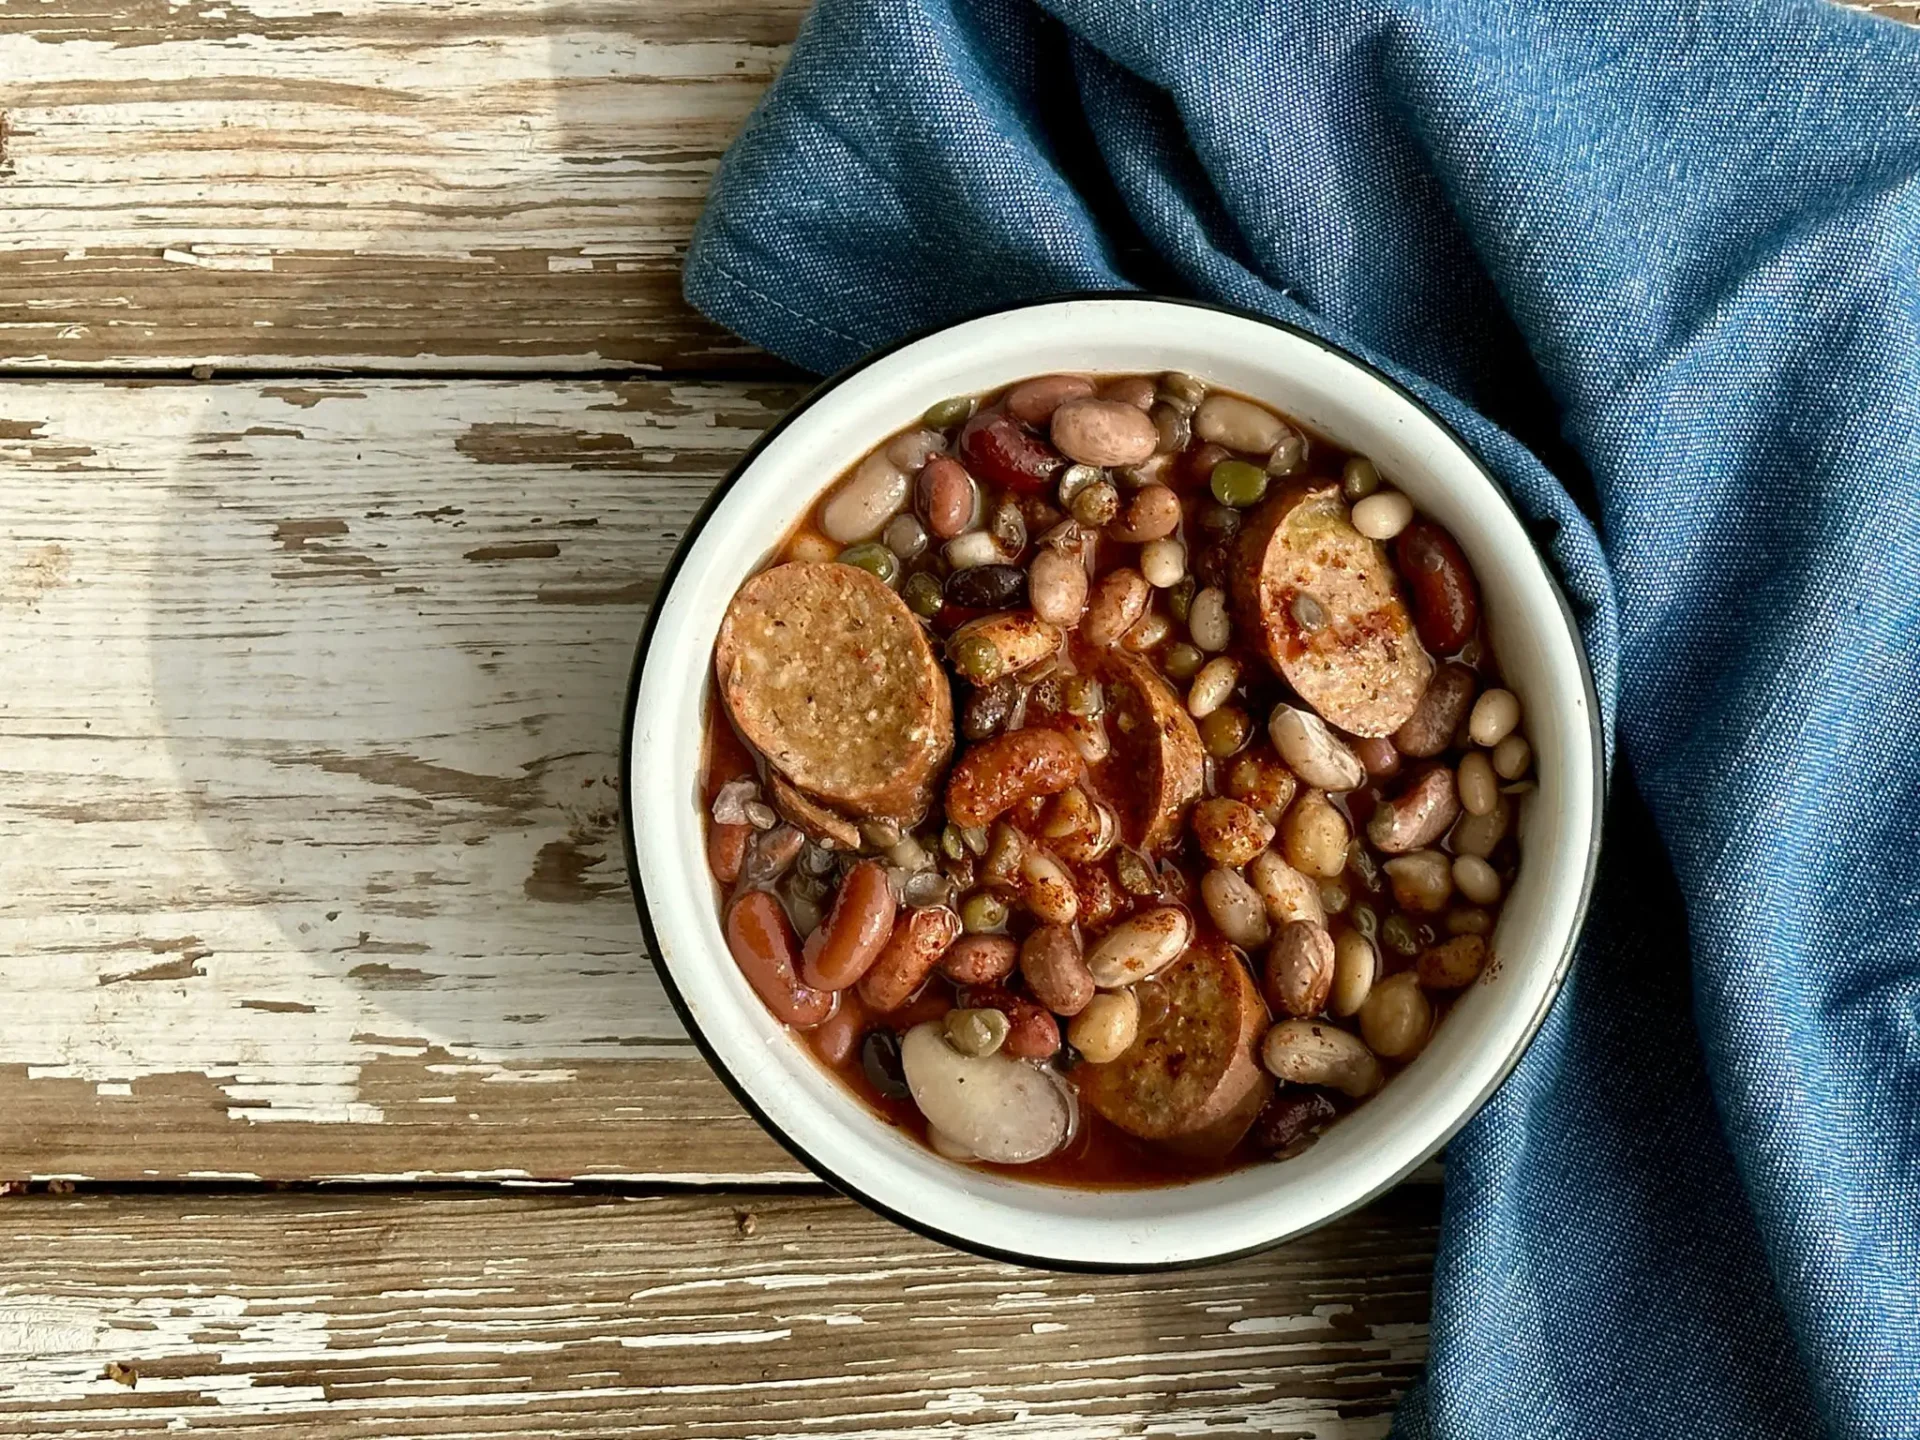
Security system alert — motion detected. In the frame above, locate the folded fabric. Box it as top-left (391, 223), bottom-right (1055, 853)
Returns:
top-left (683, 2), bottom-right (1920, 1434)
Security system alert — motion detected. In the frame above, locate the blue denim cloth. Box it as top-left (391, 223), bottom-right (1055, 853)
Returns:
top-left (683, 2), bottom-right (1920, 1434)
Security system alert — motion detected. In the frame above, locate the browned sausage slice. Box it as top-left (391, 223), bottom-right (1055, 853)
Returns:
top-left (1076, 937), bottom-right (1272, 1142)
top-left (769, 773), bottom-right (862, 851)
top-left (1235, 485), bottom-right (1433, 737)
top-left (1089, 649), bottom-right (1205, 852)
top-left (715, 562), bottom-right (954, 824)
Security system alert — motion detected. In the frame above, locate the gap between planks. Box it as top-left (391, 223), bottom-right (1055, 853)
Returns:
top-left (0, 1186), bottom-right (1441, 1439)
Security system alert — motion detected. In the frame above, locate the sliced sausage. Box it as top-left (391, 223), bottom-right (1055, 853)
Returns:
top-left (1076, 937), bottom-right (1272, 1142)
top-left (715, 562), bottom-right (954, 823)
top-left (1088, 648), bottom-right (1205, 852)
top-left (769, 773), bottom-right (861, 851)
top-left (1234, 485), bottom-right (1433, 737)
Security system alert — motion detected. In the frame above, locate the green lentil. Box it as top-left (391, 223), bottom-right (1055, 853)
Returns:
top-left (949, 634), bottom-right (1001, 683)
top-left (1163, 641), bottom-right (1206, 683)
top-left (1342, 455), bottom-right (1381, 500)
top-left (1198, 705), bottom-right (1252, 759)
top-left (838, 542), bottom-right (899, 585)
top-left (1167, 575), bottom-right (1197, 623)
top-left (945, 1007), bottom-right (1011, 1058)
top-left (902, 570), bottom-right (944, 619)
top-left (1382, 913), bottom-right (1421, 957)
top-left (1210, 459), bottom-right (1269, 508)
top-left (922, 394), bottom-right (976, 431)
top-left (959, 891), bottom-right (1009, 934)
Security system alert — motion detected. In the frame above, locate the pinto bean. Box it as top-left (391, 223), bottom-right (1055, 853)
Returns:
top-left (1106, 484), bottom-right (1182, 543)
top-left (1020, 925), bottom-right (1096, 1016)
top-left (1050, 397), bottom-right (1160, 468)
top-left (940, 933), bottom-right (1017, 985)
top-left (1395, 521), bottom-right (1479, 654)
top-left (1265, 921), bottom-right (1336, 1017)
top-left (1261, 1019), bottom-right (1382, 1098)
top-left (1191, 797), bottom-right (1276, 868)
top-left (1201, 867), bottom-right (1271, 948)
top-left (1029, 546), bottom-right (1090, 626)
top-left (1006, 374), bottom-right (1095, 427)
top-left (917, 456), bottom-right (976, 540)
top-left (800, 859), bottom-right (898, 990)
top-left (1367, 767), bottom-right (1462, 853)
top-left (857, 904), bottom-right (963, 1012)
top-left (1393, 663), bottom-right (1477, 758)
top-left (708, 821), bottom-right (751, 885)
top-left (1248, 849), bottom-right (1326, 927)
top-left (944, 728), bottom-right (1081, 829)
top-left (726, 889), bottom-right (834, 1028)
top-left (1269, 705), bottom-right (1367, 791)
top-left (1417, 934), bottom-right (1489, 990)
top-left (1084, 567), bottom-right (1151, 648)
top-left (1086, 905), bottom-right (1193, 987)
top-left (958, 409), bottom-right (1065, 494)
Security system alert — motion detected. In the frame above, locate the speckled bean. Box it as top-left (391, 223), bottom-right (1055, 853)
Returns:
top-left (1261, 1019), bottom-right (1382, 1098)
top-left (1006, 374), bottom-right (1095, 427)
top-left (1029, 546), bottom-right (1090, 626)
top-left (1201, 867), bottom-right (1271, 949)
top-left (1084, 568), bottom-right (1151, 648)
top-left (1020, 925), bottom-right (1095, 1016)
top-left (1107, 484), bottom-right (1182, 543)
top-left (1050, 397), bottom-right (1160, 468)
top-left (917, 456), bottom-right (976, 540)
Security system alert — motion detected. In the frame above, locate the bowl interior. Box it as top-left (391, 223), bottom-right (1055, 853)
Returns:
top-left (626, 297), bottom-right (1599, 1269)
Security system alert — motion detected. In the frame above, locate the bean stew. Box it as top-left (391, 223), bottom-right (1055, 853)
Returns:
top-left (702, 372), bottom-right (1532, 1187)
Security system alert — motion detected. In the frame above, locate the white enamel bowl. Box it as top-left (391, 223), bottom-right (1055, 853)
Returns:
top-left (622, 296), bottom-right (1601, 1270)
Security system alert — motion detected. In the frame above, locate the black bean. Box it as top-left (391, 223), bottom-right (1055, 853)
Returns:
top-left (1250, 1089), bottom-right (1337, 1154)
top-left (1195, 540), bottom-right (1235, 592)
top-left (1196, 501), bottom-right (1243, 540)
top-left (962, 677), bottom-right (1018, 740)
top-left (861, 1030), bottom-right (911, 1100)
top-left (944, 563), bottom-right (1028, 610)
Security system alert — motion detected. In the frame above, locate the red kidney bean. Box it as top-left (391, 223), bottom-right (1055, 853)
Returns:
top-left (1019, 925), bottom-right (1096, 1016)
top-left (857, 905), bottom-right (962, 1012)
top-left (707, 821), bottom-right (750, 885)
top-left (726, 890), bottom-right (833, 1028)
top-left (958, 410), bottom-right (1065, 494)
top-left (1181, 441), bottom-right (1232, 490)
top-left (917, 456), bottom-right (975, 539)
top-left (940, 933), bottom-right (1018, 985)
top-left (808, 987), bottom-right (872, 1068)
top-left (944, 727), bottom-right (1081, 828)
top-left (801, 859), bottom-right (898, 990)
top-left (894, 983), bottom-right (956, 1030)
top-left (1250, 1088), bottom-right (1338, 1153)
top-left (964, 985), bottom-right (1061, 1060)
top-left (1005, 374), bottom-right (1095, 427)
top-left (1395, 521), bottom-right (1479, 654)
top-left (1099, 375), bottom-right (1158, 410)
top-left (1352, 734), bottom-right (1402, 778)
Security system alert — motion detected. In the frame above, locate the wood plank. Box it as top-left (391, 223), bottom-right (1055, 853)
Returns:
top-left (6, 0), bottom-right (1909, 377)
top-left (0, 0), bottom-right (807, 374)
top-left (0, 1187), bottom-right (1439, 1437)
top-left (0, 376), bottom-right (814, 1181)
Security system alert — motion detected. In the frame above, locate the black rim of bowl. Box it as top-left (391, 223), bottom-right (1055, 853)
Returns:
top-left (618, 292), bottom-right (1607, 1274)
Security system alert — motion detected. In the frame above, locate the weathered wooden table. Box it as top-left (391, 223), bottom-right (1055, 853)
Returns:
top-left (3, 1), bottom-right (1907, 1433)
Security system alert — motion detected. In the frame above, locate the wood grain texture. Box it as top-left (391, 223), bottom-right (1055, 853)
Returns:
top-left (0, 1187), bottom-right (1439, 1438)
top-left (0, 377), bottom-right (812, 1181)
top-left (6, 0), bottom-right (1909, 376)
top-left (0, 0), bottom-right (807, 373)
